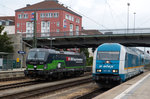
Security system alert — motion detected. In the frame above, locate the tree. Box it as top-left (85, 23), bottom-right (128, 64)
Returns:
top-left (80, 48), bottom-right (89, 59)
top-left (80, 48), bottom-right (93, 66)
top-left (0, 25), bottom-right (14, 53)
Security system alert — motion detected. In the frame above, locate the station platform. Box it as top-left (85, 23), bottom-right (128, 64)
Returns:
top-left (0, 68), bottom-right (25, 73)
top-left (94, 70), bottom-right (150, 99)
top-left (0, 68), bottom-right (25, 80)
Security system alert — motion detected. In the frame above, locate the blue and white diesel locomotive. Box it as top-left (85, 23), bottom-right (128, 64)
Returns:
top-left (92, 43), bottom-right (150, 87)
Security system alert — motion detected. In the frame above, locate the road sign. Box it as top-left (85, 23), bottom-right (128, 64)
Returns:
top-left (18, 51), bottom-right (26, 54)
top-left (31, 12), bottom-right (35, 21)
top-left (16, 58), bottom-right (20, 62)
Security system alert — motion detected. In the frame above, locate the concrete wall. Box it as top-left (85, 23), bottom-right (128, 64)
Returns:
top-left (8, 34), bottom-right (30, 68)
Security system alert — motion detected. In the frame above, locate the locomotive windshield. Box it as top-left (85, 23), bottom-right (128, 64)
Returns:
top-left (27, 51), bottom-right (36, 60)
top-left (97, 51), bottom-right (120, 60)
top-left (27, 51), bottom-right (46, 60)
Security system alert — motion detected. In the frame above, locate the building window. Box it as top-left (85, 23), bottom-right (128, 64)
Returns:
top-left (56, 29), bottom-right (59, 32)
top-left (40, 13), bottom-right (45, 18)
top-left (6, 21), bottom-right (9, 26)
top-left (26, 22), bottom-right (34, 33)
top-left (17, 30), bottom-right (19, 33)
top-left (57, 22), bottom-right (60, 27)
top-left (41, 21), bottom-right (50, 35)
top-left (76, 18), bottom-right (80, 23)
top-left (72, 16), bottom-right (74, 21)
top-left (18, 14), bottom-right (22, 19)
top-left (17, 23), bottom-right (20, 28)
top-left (24, 14), bottom-right (28, 19)
top-left (42, 22), bottom-right (46, 27)
top-left (54, 12), bottom-right (59, 18)
top-left (46, 13), bottom-right (53, 18)
top-left (70, 24), bottom-right (73, 35)
top-left (27, 30), bottom-right (30, 33)
top-left (47, 21), bottom-right (50, 27)
top-left (46, 13), bottom-right (49, 18)
top-left (0, 21), bottom-right (2, 25)
top-left (27, 22), bottom-right (30, 27)
top-left (76, 25), bottom-right (79, 35)
top-left (69, 16), bottom-right (71, 21)
top-left (50, 13), bottom-right (53, 18)
top-left (65, 14), bottom-right (69, 19)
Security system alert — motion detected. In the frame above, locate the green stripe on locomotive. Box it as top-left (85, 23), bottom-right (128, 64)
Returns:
top-left (27, 60), bottom-right (65, 70)
top-left (26, 60), bottom-right (85, 70)
top-left (47, 60), bottom-right (66, 70)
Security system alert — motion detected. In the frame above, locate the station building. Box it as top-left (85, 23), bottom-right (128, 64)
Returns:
top-left (15, 0), bottom-right (82, 37)
top-left (0, 16), bottom-right (15, 34)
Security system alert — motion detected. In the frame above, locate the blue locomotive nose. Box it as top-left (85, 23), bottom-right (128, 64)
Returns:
top-left (96, 60), bottom-right (119, 74)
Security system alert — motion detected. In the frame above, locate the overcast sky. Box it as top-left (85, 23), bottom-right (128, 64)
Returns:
top-left (1, 0), bottom-right (150, 30)
top-left (1, 0), bottom-right (150, 51)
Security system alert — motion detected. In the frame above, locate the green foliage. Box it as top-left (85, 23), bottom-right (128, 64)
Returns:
top-left (0, 25), bottom-right (14, 53)
top-left (80, 48), bottom-right (93, 66)
top-left (86, 56), bottom-right (93, 66)
top-left (80, 48), bottom-right (89, 58)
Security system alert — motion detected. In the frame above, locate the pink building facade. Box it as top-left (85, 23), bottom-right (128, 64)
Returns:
top-left (15, 0), bottom-right (82, 37)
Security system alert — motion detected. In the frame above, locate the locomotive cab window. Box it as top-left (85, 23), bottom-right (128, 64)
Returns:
top-left (27, 51), bottom-right (46, 60)
top-left (97, 51), bottom-right (120, 60)
top-left (27, 51), bottom-right (36, 60)
top-left (37, 51), bottom-right (46, 60)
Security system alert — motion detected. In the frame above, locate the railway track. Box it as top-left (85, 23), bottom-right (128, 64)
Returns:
top-left (0, 73), bottom-right (91, 91)
top-left (0, 71), bottom-right (25, 82)
top-left (74, 88), bottom-right (108, 99)
top-left (0, 76), bottom-right (92, 99)
top-left (0, 80), bottom-right (41, 91)
top-left (0, 77), bottom-right (27, 82)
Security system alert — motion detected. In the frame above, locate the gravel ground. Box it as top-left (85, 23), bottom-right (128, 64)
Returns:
top-left (0, 78), bottom-right (34, 85)
top-left (38, 82), bottom-right (99, 99)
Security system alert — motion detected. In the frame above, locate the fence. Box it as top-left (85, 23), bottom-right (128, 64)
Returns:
top-left (0, 52), bottom-right (21, 71)
top-left (21, 28), bottom-right (150, 38)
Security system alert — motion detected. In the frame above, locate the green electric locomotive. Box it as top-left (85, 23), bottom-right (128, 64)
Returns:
top-left (24, 48), bottom-right (86, 79)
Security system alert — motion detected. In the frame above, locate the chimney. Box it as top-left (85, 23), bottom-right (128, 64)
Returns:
top-left (26, 4), bottom-right (30, 7)
top-left (45, 0), bottom-right (58, 2)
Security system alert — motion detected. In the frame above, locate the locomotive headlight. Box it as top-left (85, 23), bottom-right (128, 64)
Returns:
top-left (106, 60), bottom-right (110, 64)
top-left (34, 66), bottom-right (37, 68)
top-left (97, 69), bottom-right (102, 72)
top-left (112, 70), bottom-right (116, 73)
top-left (112, 69), bottom-right (118, 73)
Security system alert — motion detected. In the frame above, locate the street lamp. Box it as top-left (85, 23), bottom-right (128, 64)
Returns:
top-left (127, 3), bottom-right (130, 34)
top-left (133, 12), bottom-right (136, 33)
top-left (20, 12), bottom-right (24, 70)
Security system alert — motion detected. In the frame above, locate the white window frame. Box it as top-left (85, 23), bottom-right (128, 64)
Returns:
top-left (76, 25), bottom-right (79, 35)
top-left (6, 21), bottom-right (9, 26)
top-left (40, 13), bottom-right (45, 18)
top-left (24, 14), bottom-right (28, 19)
top-left (72, 16), bottom-right (74, 21)
top-left (0, 21), bottom-right (2, 25)
top-left (69, 16), bottom-right (72, 21)
top-left (54, 12), bottom-right (59, 18)
top-left (18, 14), bottom-right (22, 19)
top-left (70, 24), bottom-right (73, 35)
top-left (57, 22), bottom-right (60, 27)
top-left (56, 29), bottom-right (59, 32)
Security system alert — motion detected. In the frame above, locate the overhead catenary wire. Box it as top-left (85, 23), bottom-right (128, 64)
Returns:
top-left (58, 1), bottom-right (110, 30)
top-left (105, 0), bottom-right (117, 29)
top-left (105, 0), bottom-right (126, 29)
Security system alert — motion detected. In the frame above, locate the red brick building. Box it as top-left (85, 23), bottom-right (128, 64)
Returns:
top-left (15, 0), bottom-right (82, 37)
